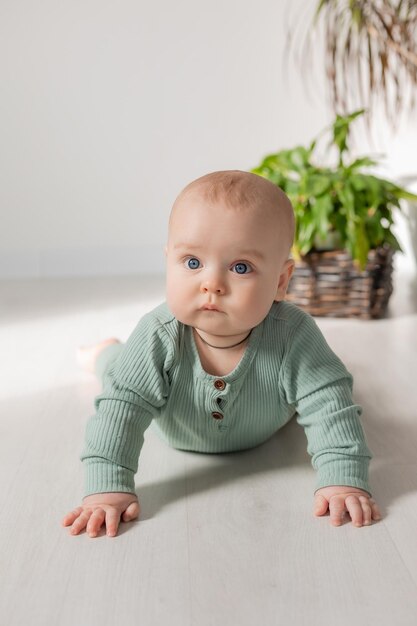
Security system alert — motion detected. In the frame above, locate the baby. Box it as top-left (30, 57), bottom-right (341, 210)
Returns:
top-left (62, 170), bottom-right (381, 538)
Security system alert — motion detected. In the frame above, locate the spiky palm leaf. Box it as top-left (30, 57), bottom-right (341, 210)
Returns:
top-left (290, 1), bottom-right (417, 125)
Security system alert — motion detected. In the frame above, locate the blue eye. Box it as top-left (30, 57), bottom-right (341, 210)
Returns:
top-left (186, 257), bottom-right (201, 270)
top-left (232, 262), bottom-right (252, 274)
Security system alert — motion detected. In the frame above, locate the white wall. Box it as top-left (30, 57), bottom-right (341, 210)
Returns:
top-left (1, 0), bottom-right (416, 278)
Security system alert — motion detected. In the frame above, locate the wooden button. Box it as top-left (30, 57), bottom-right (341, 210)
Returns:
top-left (214, 379), bottom-right (226, 391)
top-left (211, 411), bottom-right (224, 420)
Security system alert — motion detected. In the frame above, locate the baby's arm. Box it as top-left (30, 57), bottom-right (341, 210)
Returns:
top-left (280, 311), bottom-right (380, 526)
top-left (61, 492), bottom-right (139, 537)
top-left (64, 308), bottom-right (174, 538)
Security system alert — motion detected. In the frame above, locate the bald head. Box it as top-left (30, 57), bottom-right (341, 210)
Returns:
top-left (169, 170), bottom-right (295, 258)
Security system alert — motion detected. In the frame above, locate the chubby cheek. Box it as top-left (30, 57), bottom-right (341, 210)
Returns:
top-left (166, 296), bottom-right (185, 323)
top-left (166, 270), bottom-right (193, 323)
top-left (238, 299), bottom-right (270, 328)
top-left (233, 281), bottom-right (276, 325)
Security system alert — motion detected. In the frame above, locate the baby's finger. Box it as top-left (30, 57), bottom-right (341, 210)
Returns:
top-left (370, 499), bottom-right (382, 521)
top-left (105, 508), bottom-right (121, 537)
top-left (345, 495), bottom-right (364, 527)
top-left (86, 509), bottom-right (106, 538)
top-left (359, 496), bottom-right (372, 526)
top-left (313, 494), bottom-right (329, 517)
top-left (122, 501), bottom-right (140, 523)
top-left (61, 506), bottom-right (83, 527)
top-left (70, 510), bottom-right (92, 535)
top-left (328, 495), bottom-right (347, 526)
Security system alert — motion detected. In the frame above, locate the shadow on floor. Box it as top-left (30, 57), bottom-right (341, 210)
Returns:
top-left (0, 275), bottom-right (165, 323)
top-left (2, 358), bottom-right (415, 538)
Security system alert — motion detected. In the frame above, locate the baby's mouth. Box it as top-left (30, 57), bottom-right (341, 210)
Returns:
top-left (200, 304), bottom-right (221, 312)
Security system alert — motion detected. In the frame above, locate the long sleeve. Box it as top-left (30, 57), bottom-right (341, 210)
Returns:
top-left (280, 311), bottom-right (372, 494)
top-left (80, 309), bottom-right (175, 496)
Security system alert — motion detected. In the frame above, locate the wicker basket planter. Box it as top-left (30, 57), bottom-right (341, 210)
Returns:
top-left (286, 246), bottom-right (395, 319)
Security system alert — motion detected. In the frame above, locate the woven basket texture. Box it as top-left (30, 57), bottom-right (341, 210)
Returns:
top-left (285, 246), bottom-right (395, 319)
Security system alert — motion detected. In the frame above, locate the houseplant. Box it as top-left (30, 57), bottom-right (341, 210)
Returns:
top-left (251, 109), bottom-right (417, 318)
top-left (289, 0), bottom-right (417, 126)
top-left (286, 1), bottom-right (417, 272)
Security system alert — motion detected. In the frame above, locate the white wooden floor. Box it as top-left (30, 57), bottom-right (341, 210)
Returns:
top-left (1, 272), bottom-right (417, 626)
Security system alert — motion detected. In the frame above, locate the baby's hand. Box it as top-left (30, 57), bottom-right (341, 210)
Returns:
top-left (314, 486), bottom-right (382, 527)
top-left (61, 492), bottom-right (139, 538)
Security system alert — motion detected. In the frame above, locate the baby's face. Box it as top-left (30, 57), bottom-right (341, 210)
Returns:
top-left (165, 192), bottom-right (294, 340)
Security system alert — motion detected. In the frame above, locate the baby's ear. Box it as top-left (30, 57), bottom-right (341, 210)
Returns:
top-left (274, 259), bottom-right (295, 301)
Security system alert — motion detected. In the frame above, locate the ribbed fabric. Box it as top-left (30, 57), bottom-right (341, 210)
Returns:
top-left (80, 301), bottom-right (372, 497)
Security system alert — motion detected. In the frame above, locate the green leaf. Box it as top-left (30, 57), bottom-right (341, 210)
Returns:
top-left (353, 222), bottom-right (370, 270)
top-left (349, 174), bottom-right (367, 191)
top-left (285, 180), bottom-right (302, 197)
top-left (365, 216), bottom-right (384, 247)
top-left (337, 183), bottom-right (355, 216)
top-left (305, 174), bottom-right (332, 197)
top-left (383, 230), bottom-right (403, 252)
top-left (296, 210), bottom-right (316, 255)
top-left (332, 109), bottom-right (366, 162)
top-left (389, 187), bottom-right (417, 202)
top-left (362, 175), bottom-right (383, 207)
top-left (347, 156), bottom-right (378, 171)
top-left (312, 195), bottom-right (332, 238)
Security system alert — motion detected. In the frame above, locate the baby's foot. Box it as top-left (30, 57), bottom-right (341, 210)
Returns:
top-left (77, 338), bottom-right (121, 374)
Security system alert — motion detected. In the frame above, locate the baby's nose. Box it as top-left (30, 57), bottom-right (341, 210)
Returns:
top-left (200, 273), bottom-right (226, 295)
